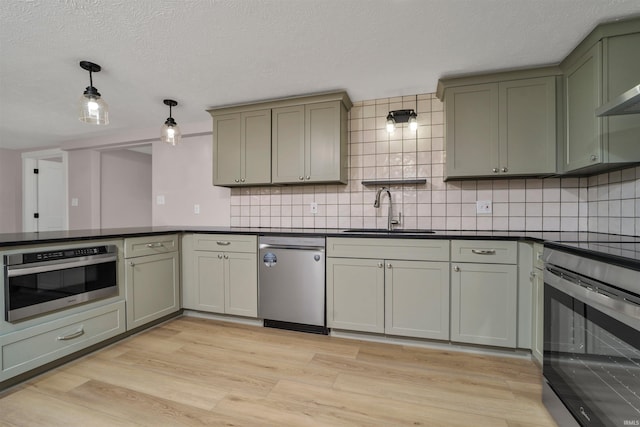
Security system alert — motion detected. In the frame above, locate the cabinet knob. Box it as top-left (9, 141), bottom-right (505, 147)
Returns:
top-left (129, 261), bottom-right (135, 267)
top-left (377, 262), bottom-right (383, 268)
top-left (530, 271), bottom-right (536, 279)
top-left (386, 263), bottom-right (392, 269)
top-left (492, 168), bottom-right (499, 173)
top-left (217, 254), bottom-right (223, 259)
top-left (306, 176), bottom-right (311, 180)
top-left (223, 254), bottom-right (229, 259)
top-left (590, 155), bottom-right (597, 161)
top-left (501, 167), bottom-right (508, 173)
top-left (235, 179), bottom-right (240, 183)
top-left (240, 178), bottom-right (245, 182)
top-left (299, 176), bottom-right (304, 180)
top-left (453, 265), bottom-right (460, 272)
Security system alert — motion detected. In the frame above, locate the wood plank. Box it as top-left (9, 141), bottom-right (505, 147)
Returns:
top-left (0, 316), bottom-right (557, 426)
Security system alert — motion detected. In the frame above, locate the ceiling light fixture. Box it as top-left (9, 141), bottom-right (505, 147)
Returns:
top-left (160, 99), bottom-right (181, 146)
top-left (78, 61), bottom-right (109, 125)
top-left (385, 109), bottom-right (418, 134)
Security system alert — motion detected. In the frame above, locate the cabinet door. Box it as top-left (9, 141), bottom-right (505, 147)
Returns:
top-left (563, 42), bottom-right (603, 172)
top-left (499, 77), bottom-right (556, 175)
top-left (213, 113), bottom-right (242, 186)
top-left (531, 268), bottom-right (544, 365)
top-left (241, 110), bottom-right (271, 185)
top-left (225, 252), bottom-right (258, 317)
top-left (272, 105), bottom-right (305, 183)
top-left (451, 263), bottom-right (517, 348)
top-left (603, 33), bottom-right (640, 162)
top-left (445, 83), bottom-right (499, 178)
top-left (305, 101), bottom-right (343, 183)
top-left (186, 252), bottom-right (225, 313)
top-left (126, 252), bottom-right (180, 330)
top-left (327, 258), bottom-right (384, 333)
top-left (385, 260), bottom-right (450, 340)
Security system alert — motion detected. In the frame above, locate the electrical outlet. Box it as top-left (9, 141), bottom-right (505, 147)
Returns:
top-left (156, 195), bottom-right (165, 205)
top-left (476, 200), bottom-right (492, 214)
top-left (310, 202), bottom-right (318, 214)
top-left (194, 204), bottom-right (200, 214)
top-left (71, 198), bottom-right (79, 207)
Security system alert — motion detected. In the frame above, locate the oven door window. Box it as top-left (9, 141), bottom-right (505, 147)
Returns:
top-left (7, 261), bottom-right (117, 311)
top-left (544, 284), bottom-right (640, 426)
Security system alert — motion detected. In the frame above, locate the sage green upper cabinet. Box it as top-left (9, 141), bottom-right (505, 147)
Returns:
top-left (438, 68), bottom-right (559, 180)
top-left (212, 109), bottom-right (271, 186)
top-left (208, 91), bottom-right (351, 187)
top-left (272, 100), bottom-right (349, 184)
top-left (560, 19), bottom-right (640, 174)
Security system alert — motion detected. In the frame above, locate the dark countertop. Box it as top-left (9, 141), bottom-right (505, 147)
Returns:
top-left (2, 227), bottom-right (639, 268)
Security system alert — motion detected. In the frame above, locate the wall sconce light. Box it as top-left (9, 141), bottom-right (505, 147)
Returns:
top-left (78, 61), bottom-right (109, 125)
top-left (160, 99), bottom-right (181, 146)
top-left (386, 109), bottom-right (418, 134)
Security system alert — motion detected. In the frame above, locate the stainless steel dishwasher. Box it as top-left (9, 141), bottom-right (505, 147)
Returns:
top-left (258, 235), bottom-right (327, 334)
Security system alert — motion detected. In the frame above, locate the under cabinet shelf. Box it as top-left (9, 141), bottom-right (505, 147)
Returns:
top-left (361, 178), bottom-right (427, 186)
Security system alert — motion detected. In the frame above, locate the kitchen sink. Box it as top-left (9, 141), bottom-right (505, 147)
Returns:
top-left (342, 228), bottom-right (435, 234)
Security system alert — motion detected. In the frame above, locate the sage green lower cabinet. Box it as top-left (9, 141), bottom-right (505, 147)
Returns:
top-left (0, 300), bottom-right (126, 382)
top-left (450, 263), bottom-right (518, 348)
top-left (124, 235), bottom-right (180, 330)
top-left (384, 260), bottom-right (450, 340)
top-left (531, 243), bottom-right (545, 365)
top-left (182, 234), bottom-right (258, 318)
top-left (326, 258), bottom-right (385, 333)
top-left (326, 238), bottom-right (450, 340)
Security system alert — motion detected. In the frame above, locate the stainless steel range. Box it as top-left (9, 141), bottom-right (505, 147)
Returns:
top-left (543, 242), bottom-right (640, 427)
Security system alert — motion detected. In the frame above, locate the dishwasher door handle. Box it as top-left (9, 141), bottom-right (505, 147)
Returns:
top-left (259, 244), bottom-right (325, 252)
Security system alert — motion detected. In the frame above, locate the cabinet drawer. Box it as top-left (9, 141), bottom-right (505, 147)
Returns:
top-left (533, 243), bottom-right (544, 270)
top-left (125, 234), bottom-right (178, 258)
top-left (0, 301), bottom-right (126, 382)
top-left (193, 234), bottom-right (257, 253)
top-left (451, 240), bottom-right (517, 264)
top-left (327, 238), bottom-right (450, 261)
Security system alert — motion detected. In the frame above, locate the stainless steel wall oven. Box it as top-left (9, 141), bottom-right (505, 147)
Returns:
top-left (543, 245), bottom-right (640, 427)
top-left (4, 245), bottom-right (118, 322)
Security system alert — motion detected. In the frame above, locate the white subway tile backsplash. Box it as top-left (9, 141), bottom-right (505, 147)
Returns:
top-left (228, 92), bottom-right (640, 236)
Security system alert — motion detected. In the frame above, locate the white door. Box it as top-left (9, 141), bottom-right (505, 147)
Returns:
top-left (37, 159), bottom-right (65, 231)
top-left (22, 149), bottom-right (67, 232)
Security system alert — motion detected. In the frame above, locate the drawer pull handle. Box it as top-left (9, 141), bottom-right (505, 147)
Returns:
top-left (57, 327), bottom-right (85, 341)
top-left (216, 241), bottom-right (231, 246)
top-left (146, 242), bottom-right (164, 248)
top-left (471, 249), bottom-right (496, 255)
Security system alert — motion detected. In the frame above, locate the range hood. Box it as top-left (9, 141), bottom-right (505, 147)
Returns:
top-left (596, 84), bottom-right (640, 116)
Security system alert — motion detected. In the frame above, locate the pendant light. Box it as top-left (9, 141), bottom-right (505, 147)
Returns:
top-left (160, 99), bottom-right (181, 146)
top-left (78, 61), bottom-right (109, 125)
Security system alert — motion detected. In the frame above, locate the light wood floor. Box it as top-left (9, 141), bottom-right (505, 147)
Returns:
top-left (0, 316), bottom-right (557, 426)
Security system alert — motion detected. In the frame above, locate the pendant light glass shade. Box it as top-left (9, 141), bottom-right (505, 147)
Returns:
top-left (78, 61), bottom-right (109, 125)
top-left (161, 99), bottom-right (181, 146)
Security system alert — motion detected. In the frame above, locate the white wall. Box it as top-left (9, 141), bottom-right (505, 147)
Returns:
top-left (68, 149), bottom-right (101, 230)
top-left (153, 134), bottom-right (230, 227)
top-left (101, 149), bottom-right (152, 228)
top-left (0, 148), bottom-right (22, 233)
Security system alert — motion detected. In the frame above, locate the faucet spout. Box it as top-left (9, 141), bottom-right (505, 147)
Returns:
top-left (373, 187), bottom-right (394, 230)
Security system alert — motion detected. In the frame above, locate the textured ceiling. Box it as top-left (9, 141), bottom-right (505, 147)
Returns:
top-left (1, 0), bottom-right (639, 150)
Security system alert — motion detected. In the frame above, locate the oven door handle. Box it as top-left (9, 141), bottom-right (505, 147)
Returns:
top-left (545, 266), bottom-right (640, 328)
top-left (6, 254), bottom-right (117, 277)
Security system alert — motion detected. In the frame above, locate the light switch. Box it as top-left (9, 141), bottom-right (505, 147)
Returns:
top-left (194, 204), bottom-right (200, 214)
top-left (156, 195), bottom-right (165, 205)
top-left (71, 198), bottom-right (79, 207)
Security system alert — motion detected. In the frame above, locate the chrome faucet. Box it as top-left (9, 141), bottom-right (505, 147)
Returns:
top-left (373, 187), bottom-right (397, 231)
